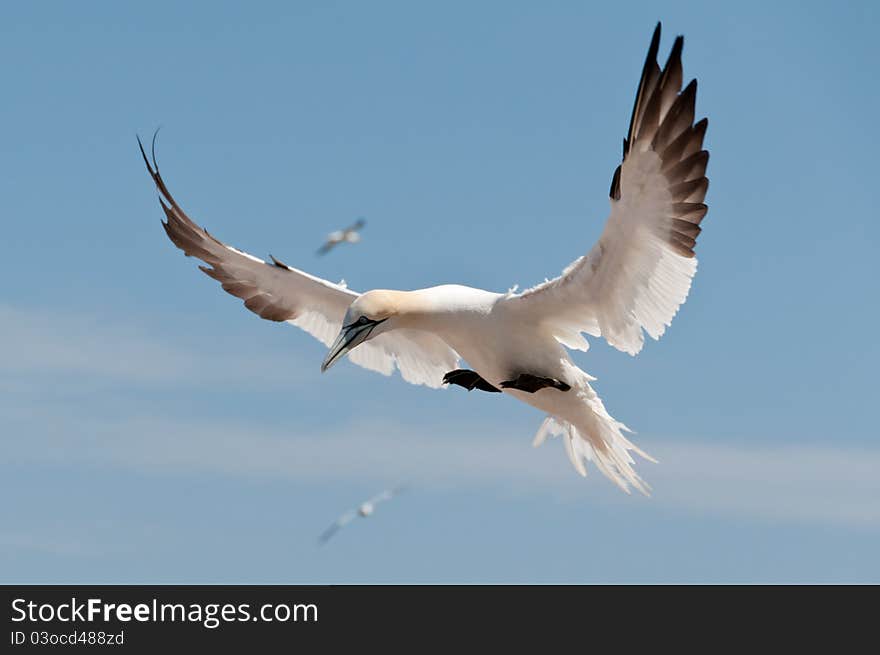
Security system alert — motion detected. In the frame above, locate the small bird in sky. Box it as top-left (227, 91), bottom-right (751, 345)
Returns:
top-left (318, 486), bottom-right (407, 545)
top-left (141, 22), bottom-right (709, 494)
top-left (316, 218), bottom-right (365, 256)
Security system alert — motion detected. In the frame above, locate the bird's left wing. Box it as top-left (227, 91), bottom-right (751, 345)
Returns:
top-left (505, 23), bottom-right (709, 356)
top-left (316, 233), bottom-right (341, 256)
top-left (141, 138), bottom-right (459, 386)
top-left (318, 510), bottom-right (357, 545)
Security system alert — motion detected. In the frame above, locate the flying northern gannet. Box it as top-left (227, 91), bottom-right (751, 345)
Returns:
top-left (140, 23), bottom-right (709, 494)
top-left (317, 218), bottom-right (366, 256)
top-left (318, 486), bottom-right (407, 545)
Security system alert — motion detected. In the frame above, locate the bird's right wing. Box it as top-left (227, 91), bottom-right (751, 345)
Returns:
top-left (344, 218), bottom-right (365, 233)
top-left (318, 510), bottom-right (357, 545)
top-left (367, 484), bottom-right (407, 506)
top-left (141, 138), bottom-right (459, 386)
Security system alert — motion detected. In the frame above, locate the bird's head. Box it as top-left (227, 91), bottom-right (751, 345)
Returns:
top-left (321, 290), bottom-right (402, 372)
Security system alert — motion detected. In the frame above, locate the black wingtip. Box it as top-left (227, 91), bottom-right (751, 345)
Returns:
top-left (150, 126), bottom-right (163, 172)
top-left (137, 128), bottom-right (164, 177)
top-left (665, 35), bottom-right (684, 72)
top-left (624, 22), bottom-right (665, 154)
top-left (136, 134), bottom-right (153, 173)
top-left (269, 254), bottom-right (291, 270)
top-left (640, 23), bottom-right (662, 82)
top-left (648, 22), bottom-right (662, 58)
top-left (671, 35), bottom-right (684, 57)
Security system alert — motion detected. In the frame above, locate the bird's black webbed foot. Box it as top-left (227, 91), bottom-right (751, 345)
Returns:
top-left (442, 369), bottom-right (501, 393)
top-left (499, 373), bottom-right (571, 393)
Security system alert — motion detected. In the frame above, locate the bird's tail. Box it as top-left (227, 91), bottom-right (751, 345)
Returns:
top-left (533, 388), bottom-right (657, 495)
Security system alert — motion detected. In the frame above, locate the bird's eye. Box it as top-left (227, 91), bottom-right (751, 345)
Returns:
top-left (357, 316), bottom-right (370, 325)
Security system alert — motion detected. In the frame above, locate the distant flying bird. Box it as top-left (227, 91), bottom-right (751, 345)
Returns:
top-left (316, 218), bottom-right (365, 255)
top-left (140, 23), bottom-right (709, 494)
top-left (318, 487), bottom-right (406, 545)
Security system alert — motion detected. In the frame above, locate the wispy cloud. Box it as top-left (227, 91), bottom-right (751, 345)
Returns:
top-left (645, 441), bottom-right (880, 528)
top-left (0, 303), bottom-right (310, 389)
top-left (7, 407), bottom-right (880, 529)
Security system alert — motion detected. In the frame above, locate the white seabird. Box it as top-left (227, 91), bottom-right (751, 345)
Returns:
top-left (141, 23), bottom-right (709, 494)
top-left (317, 218), bottom-right (366, 256)
top-left (318, 486), bottom-right (407, 545)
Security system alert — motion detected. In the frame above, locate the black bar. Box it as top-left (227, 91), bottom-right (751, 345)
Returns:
top-left (0, 585), bottom-right (872, 650)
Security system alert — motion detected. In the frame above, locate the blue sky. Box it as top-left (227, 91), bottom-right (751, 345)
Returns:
top-left (2, 0), bottom-right (879, 582)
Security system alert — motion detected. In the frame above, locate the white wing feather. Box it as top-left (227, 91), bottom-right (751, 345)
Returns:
top-left (508, 25), bottom-right (709, 356)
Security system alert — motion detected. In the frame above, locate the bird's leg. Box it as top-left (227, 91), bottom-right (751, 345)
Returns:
top-left (499, 373), bottom-right (571, 393)
top-left (442, 369), bottom-right (501, 393)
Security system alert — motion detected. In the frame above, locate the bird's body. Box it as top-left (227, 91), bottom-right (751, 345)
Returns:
top-left (329, 284), bottom-right (653, 491)
top-left (378, 285), bottom-right (567, 396)
top-left (141, 23), bottom-right (709, 494)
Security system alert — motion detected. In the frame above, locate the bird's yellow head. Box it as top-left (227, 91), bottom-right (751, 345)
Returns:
top-left (320, 290), bottom-right (402, 372)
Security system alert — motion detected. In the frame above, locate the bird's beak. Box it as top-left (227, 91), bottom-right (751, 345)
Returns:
top-left (321, 320), bottom-right (384, 372)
